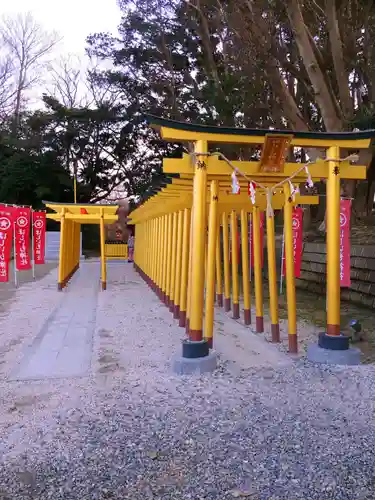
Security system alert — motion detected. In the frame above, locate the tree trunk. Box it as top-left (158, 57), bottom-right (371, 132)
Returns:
top-left (286, 0), bottom-right (342, 131)
top-left (325, 0), bottom-right (352, 120)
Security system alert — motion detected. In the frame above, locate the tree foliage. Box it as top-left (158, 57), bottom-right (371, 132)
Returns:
top-left (2, 1), bottom-right (375, 218)
top-left (86, 0), bottom-right (375, 216)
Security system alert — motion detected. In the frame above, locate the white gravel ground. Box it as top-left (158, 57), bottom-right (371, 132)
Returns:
top-left (0, 262), bottom-right (375, 499)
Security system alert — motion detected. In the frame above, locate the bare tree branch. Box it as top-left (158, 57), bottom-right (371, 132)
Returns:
top-left (47, 54), bottom-right (89, 107)
top-left (0, 11), bottom-right (61, 129)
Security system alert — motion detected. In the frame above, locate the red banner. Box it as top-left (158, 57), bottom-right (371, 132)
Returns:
top-left (249, 212), bottom-right (265, 269)
top-left (340, 199), bottom-right (351, 287)
top-left (15, 207), bottom-right (31, 271)
top-left (0, 205), bottom-right (14, 282)
top-left (32, 211), bottom-right (46, 265)
top-left (282, 207), bottom-right (304, 277)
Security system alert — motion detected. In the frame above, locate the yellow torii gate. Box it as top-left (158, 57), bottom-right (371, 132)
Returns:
top-left (44, 201), bottom-right (119, 291)
top-left (131, 179), bottom-right (318, 347)
top-left (130, 116), bottom-right (374, 372)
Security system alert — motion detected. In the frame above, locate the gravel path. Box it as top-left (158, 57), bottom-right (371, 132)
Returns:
top-left (0, 262), bottom-right (57, 316)
top-left (0, 262), bottom-right (375, 499)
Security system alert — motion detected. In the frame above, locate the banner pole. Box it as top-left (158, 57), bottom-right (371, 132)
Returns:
top-left (31, 210), bottom-right (35, 279)
top-left (280, 226), bottom-right (285, 294)
top-left (13, 221), bottom-right (18, 287)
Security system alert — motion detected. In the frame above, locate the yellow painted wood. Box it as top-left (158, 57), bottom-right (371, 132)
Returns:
top-left (188, 140), bottom-right (208, 340)
top-left (266, 212), bottom-right (279, 332)
top-left (164, 156), bottom-right (367, 179)
top-left (180, 208), bottom-right (191, 317)
top-left (159, 125), bottom-right (372, 149)
top-left (161, 215), bottom-right (168, 295)
top-left (186, 207), bottom-right (194, 325)
top-left (99, 207), bottom-right (107, 289)
top-left (105, 244), bottom-right (128, 260)
top-left (166, 213), bottom-right (173, 300)
top-left (252, 206), bottom-right (264, 330)
top-left (283, 183), bottom-right (297, 341)
top-left (58, 208), bottom-right (66, 287)
top-left (45, 203), bottom-right (119, 215)
top-left (240, 210), bottom-right (251, 318)
top-left (215, 221), bottom-right (223, 302)
top-left (326, 146), bottom-right (341, 334)
top-left (174, 210), bottom-right (184, 310)
top-left (222, 212), bottom-right (231, 308)
top-left (230, 210), bottom-right (240, 312)
top-left (170, 212), bottom-right (178, 304)
top-left (204, 180), bottom-right (219, 343)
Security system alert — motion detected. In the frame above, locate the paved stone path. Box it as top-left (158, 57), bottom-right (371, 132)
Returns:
top-left (12, 263), bottom-right (99, 380)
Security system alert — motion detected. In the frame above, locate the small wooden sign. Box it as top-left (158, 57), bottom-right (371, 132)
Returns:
top-left (259, 134), bottom-right (293, 173)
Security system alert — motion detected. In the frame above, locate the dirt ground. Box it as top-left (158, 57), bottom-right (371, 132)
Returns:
top-left (0, 262), bottom-right (57, 315)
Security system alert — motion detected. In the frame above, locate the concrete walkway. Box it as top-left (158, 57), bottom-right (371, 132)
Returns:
top-left (11, 263), bottom-right (99, 380)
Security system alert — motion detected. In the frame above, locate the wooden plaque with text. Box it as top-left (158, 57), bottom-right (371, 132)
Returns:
top-left (259, 134), bottom-right (293, 173)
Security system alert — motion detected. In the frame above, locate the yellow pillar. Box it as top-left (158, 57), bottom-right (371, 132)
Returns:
top-left (252, 206), bottom-right (264, 333)
top-left (283, 183), bottom-right (297, 352)
top-left (240, 210), bottom-right (251, 325)
top-left (162, 215), bottom-right (168, 303)
top-left (174, 210), bottom-right (184, 319)
top-left (157, 217), bottom-right (163, 297)
top-left (230, 210), bottom-right (240, 319)
top-left (151, 219), bottom-right (156, 288)
top-left (204, 180), bottom-right (219, 347)
top-left (179, 208), bottom-right (191, 327)
top-left (222, 212), bottom-right (231, 312)
top-left (188, 140), bottom-right (208, 341)
top-left (100, 207), bottom-right (107, 290)
top-left (67, 220), bottom-right (71, 277)
top-left (266, 211), bottom-right (279, 341)
top-left (148, 220), bottom-right (151, 280)
top-left (76, 223), bottom-right (80, 270)
top-left (186, 207), bottom-right (194, 333)
top-left (215, 223), bottom-right (223, 307)
top-left (58, 208), bottom-right (66, 290)
top-left (159, 218), bottom-right (164, 299)
top-left (326, 146), bottom-right (341, 336)
top-left (169, 211), bottom-right (178, 312)
top-left (148, 220), bottom-right (152, 280)
top-left (166, 213), bottom-right (173, 306)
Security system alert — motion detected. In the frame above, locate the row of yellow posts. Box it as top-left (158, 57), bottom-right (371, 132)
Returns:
top-left (132, 180), bottom-right (318, 351)
top-left (129, 115), bottom-right (372, 361)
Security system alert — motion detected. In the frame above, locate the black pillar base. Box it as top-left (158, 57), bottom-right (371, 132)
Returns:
top-left (318, 332), bottom-right (349, 351)
top-left (182, 339), bottom-right (209, 359)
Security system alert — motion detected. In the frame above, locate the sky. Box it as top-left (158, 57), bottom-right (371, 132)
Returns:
top-left (0, 0), bottom-right (121, 58)
top-left (0, 0), bottom-right (122, 106)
